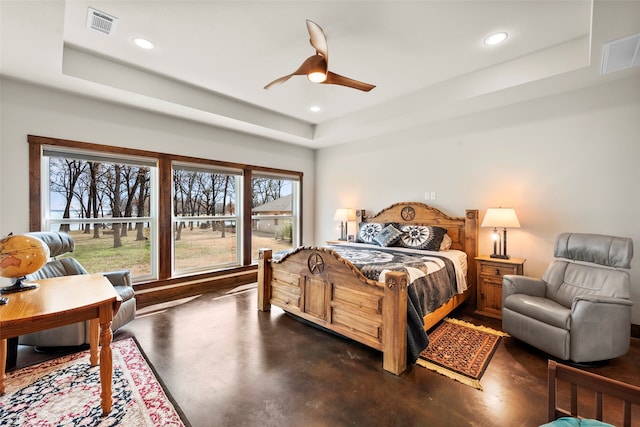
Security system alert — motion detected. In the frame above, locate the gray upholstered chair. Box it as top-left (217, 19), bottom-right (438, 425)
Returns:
top-left (19, 231), bottom-right (136, 347)
top-left (502, 233), bottom-right (633, 363)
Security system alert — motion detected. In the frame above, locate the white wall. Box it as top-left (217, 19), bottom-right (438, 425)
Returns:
top-left (315, 76), bottom-right (640, 323)
top-left (0, 78), bottom-right (316, 243)
top-left (3, 76), bottom-right (640, 323)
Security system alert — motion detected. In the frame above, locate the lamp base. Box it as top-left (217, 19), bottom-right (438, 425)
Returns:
top-left (490, 254), bottom-right (510, 259)
top-left (0, 277), bottom-right (39, 294)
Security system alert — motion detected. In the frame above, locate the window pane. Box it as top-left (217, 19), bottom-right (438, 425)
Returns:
top-left (174, 219), bottom-right (238, 272)
top-left (251, 176), bottom-right (299, 261)
top-left (44, 152), bottom-right (156, 282)
top-left (172, 164), bottom-right (240, 274)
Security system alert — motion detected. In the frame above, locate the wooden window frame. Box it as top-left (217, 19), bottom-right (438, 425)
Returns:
top-left (28, 135), bottom-right (303, 298)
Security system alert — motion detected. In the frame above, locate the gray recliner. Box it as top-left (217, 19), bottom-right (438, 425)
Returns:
top-left (19, 231), bottom-right (136, 347)
top-left (502, 233), bottom-right (633, 363)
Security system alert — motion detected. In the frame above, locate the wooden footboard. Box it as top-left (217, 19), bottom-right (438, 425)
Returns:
top-left (258, 247), bottom-right (409, 375)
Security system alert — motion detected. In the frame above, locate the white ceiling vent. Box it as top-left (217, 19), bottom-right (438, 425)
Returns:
top-left (601, 33), bottom-right (640, 75)
top-left (86, 7), bottom-right (118, 36)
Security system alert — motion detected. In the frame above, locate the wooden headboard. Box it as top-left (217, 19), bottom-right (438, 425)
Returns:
top-left (364, 202), bottom-right (476, 252)
top-left (364, 202), bottom-right (479, 291)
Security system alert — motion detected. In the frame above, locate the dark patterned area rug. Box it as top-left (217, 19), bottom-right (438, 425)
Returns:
top-left (0, 338), bottom-right (188, 426)
top-left (416, 318), bottom-right (508, 390)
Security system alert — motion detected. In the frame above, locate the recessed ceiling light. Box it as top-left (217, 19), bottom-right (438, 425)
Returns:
top-left (133, 37), bottom-right (154, 49)
top-left (484, 32), bottom-right (508, 46)
top-left (310, 106), bottom-right (321, 112)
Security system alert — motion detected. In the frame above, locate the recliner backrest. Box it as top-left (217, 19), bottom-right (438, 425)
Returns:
top-left (543, 261), bottom-right (630, 308)
top-left (554, 232), bottom-right (633, 269)
top-left (26, 257), bottom-right (88, 280)
top-left (542, 233), bottom-right (632, 308)
top-left (25, 231), bottom-right (75, 258)
top-left (23, 231), bottom-right (88, 280)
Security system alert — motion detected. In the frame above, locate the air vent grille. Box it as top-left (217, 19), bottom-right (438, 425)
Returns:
top-left (601, 33), bottom-right (640, 75)
top-left (86, 7), bottom-right (118, 35)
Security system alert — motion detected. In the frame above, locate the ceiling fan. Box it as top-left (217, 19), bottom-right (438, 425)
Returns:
top-left (264, 20), bottom-right (376, 92)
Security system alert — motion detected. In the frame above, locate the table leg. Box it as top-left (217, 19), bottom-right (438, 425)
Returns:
top-left (89, 318), bottom-right (99, 366)
top-left (99, 319), bottom-right (113, 415)
top-left (5, 337), bottom-right (18, 370)
top-left (0, 338), bottom-right (6, 395)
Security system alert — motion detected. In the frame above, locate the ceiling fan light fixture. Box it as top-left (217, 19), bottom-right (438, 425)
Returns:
top-left (484, 32), bottom-right (508, 45)
top-left (307, 71), bottom-right (327, 83)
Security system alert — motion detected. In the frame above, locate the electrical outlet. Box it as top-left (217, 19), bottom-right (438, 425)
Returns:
top-left (430, 191), bottom-right (436, 200)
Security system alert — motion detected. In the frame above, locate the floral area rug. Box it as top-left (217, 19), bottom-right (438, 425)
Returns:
top-left (0, 337), bottom-right (188, 426)
top-left (416, 318), bottom-right (508, 390)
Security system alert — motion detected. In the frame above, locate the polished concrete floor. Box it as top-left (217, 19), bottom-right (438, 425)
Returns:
top-left (12, 284), bottom-right (640, 427)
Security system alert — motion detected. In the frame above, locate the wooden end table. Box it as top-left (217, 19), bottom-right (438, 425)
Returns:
top-left (0, 273), bottom-right (122, 415)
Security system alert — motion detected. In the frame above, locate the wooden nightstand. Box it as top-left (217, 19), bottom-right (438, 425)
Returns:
top-left (475, 255), bottom-right (526, 319)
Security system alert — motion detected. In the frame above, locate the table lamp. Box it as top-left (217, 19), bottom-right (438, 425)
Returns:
top-left (333, 208), bottom-right (356, 240)
top-left (481, 207), bottom-right (520, 259)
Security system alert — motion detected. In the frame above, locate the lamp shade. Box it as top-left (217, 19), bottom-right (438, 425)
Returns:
top-left (481, 208), bottom-right (520, 228)
top-left (333, 208), bottom-right (356, 222)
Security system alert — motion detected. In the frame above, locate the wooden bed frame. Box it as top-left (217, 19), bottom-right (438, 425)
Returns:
top-left (548, 360), bottom-right (640, 427)
top-left (257, 202), bottom-right (478, 375)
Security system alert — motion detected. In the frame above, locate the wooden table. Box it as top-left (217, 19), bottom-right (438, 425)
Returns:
top-left (0, 274), bottom-right (122, 415)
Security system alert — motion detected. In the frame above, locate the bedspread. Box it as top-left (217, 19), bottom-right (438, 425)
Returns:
top-left (327, 243), bottom-right (464, 363)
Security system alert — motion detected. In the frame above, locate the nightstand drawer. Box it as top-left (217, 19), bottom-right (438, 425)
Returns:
top-left (479, 263), bottom-right (519, 277)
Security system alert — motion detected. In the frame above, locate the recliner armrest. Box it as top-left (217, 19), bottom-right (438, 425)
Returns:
top-left (102, 270), bottom-right (132, 287)
top-left (571, 295), bottom-right (633, 326)
top-left (502, 275), bottom-right (546, 299)
top-left (572, 295), bottom-right (633, 310)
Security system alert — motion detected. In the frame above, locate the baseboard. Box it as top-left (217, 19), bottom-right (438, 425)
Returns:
top-left (134, 269), bottom-right (257, 309)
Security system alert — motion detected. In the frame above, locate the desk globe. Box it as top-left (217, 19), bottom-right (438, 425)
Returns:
top-left (0, 234), bottom-right (50, 293)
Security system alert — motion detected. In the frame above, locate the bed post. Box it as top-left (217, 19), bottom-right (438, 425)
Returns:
top-left (465, 209), bottom-right (479, 305)
top-left (382, 270), bottom-right (408, 375)
top-left (258, 249), bottom-right (272, 312)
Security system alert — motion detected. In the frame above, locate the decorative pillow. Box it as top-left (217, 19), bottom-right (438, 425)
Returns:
top-left (357, 222), bottom-right (383, 244)
top-left (399, 225), bottom-right (447, 251)
top-left (440, 234), bottom-right (452, 251)
top-left (374, 224), bottom-right (403, 247)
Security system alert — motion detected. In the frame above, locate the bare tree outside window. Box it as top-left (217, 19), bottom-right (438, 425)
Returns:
top-left (45, 154), bottom-right (153, 277)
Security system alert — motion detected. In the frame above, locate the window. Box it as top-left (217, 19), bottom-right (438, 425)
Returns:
top-left (42, 148), bottom-right (157, 280)
top-left (29, 135), bottom-right (303, 287)
top-left (172, 162), bottom-right (242, 274)
top-left (251, 173), bottom-right (300, 262)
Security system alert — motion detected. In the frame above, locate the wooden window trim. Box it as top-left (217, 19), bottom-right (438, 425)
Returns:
top-left (27, 134), bottom-right (303, 289)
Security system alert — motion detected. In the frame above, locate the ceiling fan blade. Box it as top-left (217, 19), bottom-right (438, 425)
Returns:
top-left (323, 71), bottom-right (376, 92)
top-left (306, 19), bottom-right (328, 60)
top-left (264, 74), bottom-right (295, 90)
top-left (264, 55), bottom-right (326, 90)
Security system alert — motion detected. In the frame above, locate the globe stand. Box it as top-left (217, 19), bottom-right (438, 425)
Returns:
top-left (0, 277), bottom-right (39, 294)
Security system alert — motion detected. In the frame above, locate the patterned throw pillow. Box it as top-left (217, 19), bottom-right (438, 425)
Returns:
top-left (374, 224), bottom-right (403, 247)
top-left (399, 225), bottom-right (447, 251)
top-left (357, 222), bottom-right (383, 244)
